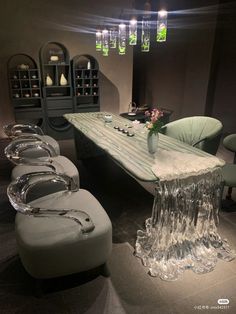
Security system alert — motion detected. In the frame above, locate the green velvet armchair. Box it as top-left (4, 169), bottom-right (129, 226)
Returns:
top-left (161, 116), bottom-right (223, 155)
top-left (222, 134), bottom-right (236, 204)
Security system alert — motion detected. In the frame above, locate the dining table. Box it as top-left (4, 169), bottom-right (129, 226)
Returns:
top-left (64, 111), bottom-right (235, 281)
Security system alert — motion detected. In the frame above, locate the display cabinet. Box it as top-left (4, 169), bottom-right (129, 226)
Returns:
top-left (72, 55), bottom-right (100, 113)
top-left (7, 54), bottom-right (44, 129)
top-left (39, 42), bottom-right (73, 139)
top-left (7, 48), bottom-right (101, 140)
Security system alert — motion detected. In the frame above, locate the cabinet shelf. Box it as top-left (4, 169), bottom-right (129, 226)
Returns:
top-left (8, 54), bottom-right (43, 119)
top-left (72, 54), bottom-right (100, 113)
top-left (45, 85), bottom-right (70, 88)
top-left (44, 63), bottom-right (68, 66)
top-left (46, 96), bottom-right (72, 100)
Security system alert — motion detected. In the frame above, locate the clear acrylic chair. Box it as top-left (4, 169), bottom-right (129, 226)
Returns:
top-left (3, 123), bottom-right (60, 156)
top-left (7, 171), bottom-right (112, 279)
top-left (3, 123), bottom-right (44, 138)
top-left (5, 135), bottom-right (79, 188)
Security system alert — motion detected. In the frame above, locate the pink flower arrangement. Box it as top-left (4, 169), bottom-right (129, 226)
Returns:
top-left (145, 108), bottom-right (164, 135)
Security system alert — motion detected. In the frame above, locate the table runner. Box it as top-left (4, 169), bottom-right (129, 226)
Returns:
top-left (65, 112), bottom-right (235, 280)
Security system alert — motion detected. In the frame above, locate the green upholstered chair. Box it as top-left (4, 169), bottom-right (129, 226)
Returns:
top-left (5, 135), bottom-right (80, 188)
top-left (221, 134), bottom-right (236, 202)
top-left (161, 116), bottom-right (223, 155)
top-left (7, 172), bottom-right (112, 279)
top-left (3, 123), bottom-right (60, 156)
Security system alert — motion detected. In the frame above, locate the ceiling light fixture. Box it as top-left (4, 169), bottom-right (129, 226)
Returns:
top-left (96, 1), bottom-right (168, 56)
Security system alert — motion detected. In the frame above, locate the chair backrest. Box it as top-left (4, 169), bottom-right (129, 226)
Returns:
top-left (223, 134), bottom-right (236, 153)
top-left (4, 135), bottom-right (58, 165)
top-left (223, 134), bottom-right (236, 164)
top-left (162, 116), bottom-right (223, 155)
top-left (7, 172), bottom-right (94, 233)
top-left (3, 123), bottom-right (44, 138)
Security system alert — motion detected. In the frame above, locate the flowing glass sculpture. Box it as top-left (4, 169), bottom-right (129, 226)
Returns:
top-left (129, 18), bottom-right (137, 45)
top-left (102, 29), bottom-right (109, 56)
top-left (96, 30), bottom-right (102, 51)
top-left (156, 10), bottom-right (168, 42)
top-left (136, 168), bottom-right (235, 281)
top-left (118, 23), bottom-right (126, 55)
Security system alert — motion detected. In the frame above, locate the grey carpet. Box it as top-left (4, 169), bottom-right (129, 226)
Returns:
top-left (0, 240), bottom-right (126, 314)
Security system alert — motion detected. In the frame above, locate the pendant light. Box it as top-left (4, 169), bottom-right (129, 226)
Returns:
top-left (118, 22), bottom-right (126, 55)
top-left (141, 0), bottom-right (151, 52)
top-left (129, 17), bottom-right (137, 45)
top-left (95, 30), bottom-right (102, 51)
top-left (157, 10), bottom-right (168, 42)
top-left (102, 29), bottom-right (109, 56)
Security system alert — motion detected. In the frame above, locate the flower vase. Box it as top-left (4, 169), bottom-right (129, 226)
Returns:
top-left (147, 132), bottom-right (159, 154)
top-left (46, 74), bottom-right (53, 86)
top-left (60, 73), bottom-right (68, 86)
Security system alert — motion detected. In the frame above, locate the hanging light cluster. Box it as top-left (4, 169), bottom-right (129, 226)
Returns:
top-left (95, 8), bottom-right (168, 56)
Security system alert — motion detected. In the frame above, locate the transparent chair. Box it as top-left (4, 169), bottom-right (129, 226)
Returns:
top-left (161, 116), bottom-right (223, 155)
top-left (4, 135), bottom-right (80, 188)
top-left (3, 123), bottom-right (60, 156)
top-left (8, 172), bottom-right (112, 279)
top-left (4, 123), bottom-right (44, 138)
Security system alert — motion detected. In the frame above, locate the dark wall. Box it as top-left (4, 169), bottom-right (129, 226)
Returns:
top-left (0, 0), bottom-right (133, 137)
top-left (133, 0), bottom-right (221, 121)
top-left (208, 0), bottom-right (236, 133)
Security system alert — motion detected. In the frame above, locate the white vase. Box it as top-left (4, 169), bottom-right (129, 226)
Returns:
top-left (147, 132), bottom-right (159, 154)
top-left (60, 73), bottom-right (68, 86)
top-left (46, 74), bottom-right (53, 86)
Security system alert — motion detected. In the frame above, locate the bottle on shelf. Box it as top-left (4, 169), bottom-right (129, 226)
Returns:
top-left (46, 74), bottom-right (53, 86)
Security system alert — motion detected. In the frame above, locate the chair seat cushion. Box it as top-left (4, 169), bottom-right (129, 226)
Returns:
top-left (15, 189), bottom-right (112, 279)
top-left (222, 164), bottom-right (236, 188)
top-left (11, 155), bottom-right (80, 187)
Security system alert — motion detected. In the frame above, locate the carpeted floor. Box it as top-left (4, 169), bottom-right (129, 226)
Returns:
top-left (0, 138), bottom-right (236, 313)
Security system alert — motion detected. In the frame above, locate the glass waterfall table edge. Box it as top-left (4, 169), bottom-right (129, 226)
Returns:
top-left (64, 112), bottom-right (235, 281)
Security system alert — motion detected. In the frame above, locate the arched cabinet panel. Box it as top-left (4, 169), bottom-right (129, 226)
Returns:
top-left (39, 42), bottom-right (73, 139)
top-left (7, 54), bottom-right (44, 129)
top-left (72, 54), bottom-right (100, 113)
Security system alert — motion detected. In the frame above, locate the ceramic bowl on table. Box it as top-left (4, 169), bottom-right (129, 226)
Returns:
top-left (104, 114), bottom-right (112, 123)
